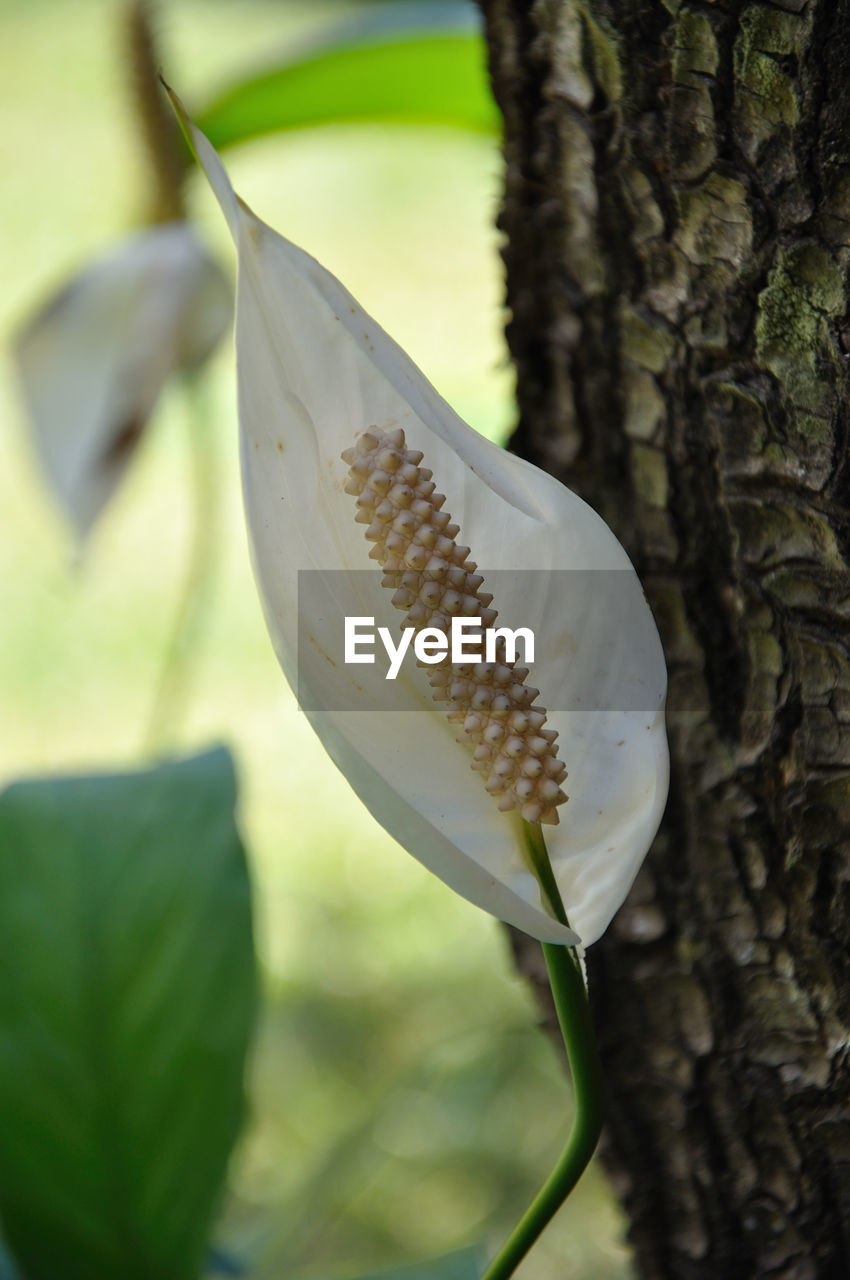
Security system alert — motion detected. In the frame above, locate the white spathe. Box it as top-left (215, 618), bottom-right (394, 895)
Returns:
top-left (186, 110), bottom-right (669, 946)
top-left (14, 222), bottom-right (232, 538)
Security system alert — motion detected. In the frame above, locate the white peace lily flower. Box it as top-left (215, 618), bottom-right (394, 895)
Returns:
top-left (182, 107), bottom-right (669, 946)
top-left (14, 222), bottom-right (231, 539)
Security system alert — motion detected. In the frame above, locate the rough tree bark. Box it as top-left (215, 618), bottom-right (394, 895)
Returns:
top-left (476, 1), bottom-right (850, 1277)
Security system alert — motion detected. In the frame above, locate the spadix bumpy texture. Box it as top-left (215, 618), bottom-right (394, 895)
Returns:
top-left (343, 426), bottom-right (568, 826)
top-left (183, 105), bottom-right (670, 947)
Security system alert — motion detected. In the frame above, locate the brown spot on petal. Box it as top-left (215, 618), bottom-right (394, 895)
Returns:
top-left (99, 416), bottom-right (145, 474)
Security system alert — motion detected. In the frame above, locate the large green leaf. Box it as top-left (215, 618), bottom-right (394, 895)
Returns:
top-left (195, 4), bottom-right (499, 149)
top-left (0, 748), bottom-right (257, 1280)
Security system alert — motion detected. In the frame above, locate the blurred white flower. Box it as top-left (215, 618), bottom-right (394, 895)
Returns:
top-left (180, 104), bottom-right (668, 946)
top-left (13, 222), bottom-right (232, 538)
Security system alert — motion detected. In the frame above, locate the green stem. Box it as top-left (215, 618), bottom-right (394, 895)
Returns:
top-left (482, 944), bottom-right (604, 1280)
top-left (145, 373), bottom-right (218, 752)
top-left (481, 828), bottom-right (605, 1280)
top-left (515, 817), bottom-right (570, 929)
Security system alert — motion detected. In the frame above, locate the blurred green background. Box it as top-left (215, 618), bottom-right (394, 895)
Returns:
top-left (0, 1), bottom-right (633, 1276)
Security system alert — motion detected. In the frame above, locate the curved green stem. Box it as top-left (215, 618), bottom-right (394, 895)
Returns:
top-left (145, 373), bottom-right (218, 752)
top-left (482, 944), bottom-right (604, 1280)
top-left (515, 817), bottom-right (571, 930)
top-left (481, 827), bottom-right (605, 1280)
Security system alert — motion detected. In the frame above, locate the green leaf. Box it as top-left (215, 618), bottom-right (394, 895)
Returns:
top-left (0, 748), bottom-right (257, 1280)
top-left (0, 1242), bottom-right (21, 1280)
top-left (354, 1248), bottom-right (483, 1280)
top-left (195, 4), bottom-right (499, 149)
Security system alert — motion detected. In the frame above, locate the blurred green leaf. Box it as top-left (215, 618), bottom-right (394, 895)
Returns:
top-left (0, 1241), bottom-right (21, 1280)
top-left (355, 1247), bottom-right (483, 1280)
top-left (0, 748), bottom-right (257, 1280)
top-left (204, 1243), bottom-right (246, 1277)
top-left (195, 3), bottom-right (499, 149)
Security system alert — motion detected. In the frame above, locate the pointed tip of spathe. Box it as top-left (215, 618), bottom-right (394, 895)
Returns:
top-left (161, 85), bottom-right (241, 242)
top-left (159, 77), bottom-right (197, 160)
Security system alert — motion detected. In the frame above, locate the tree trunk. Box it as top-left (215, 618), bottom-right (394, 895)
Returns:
top-left (476, 1), bottom-right (850, 1276)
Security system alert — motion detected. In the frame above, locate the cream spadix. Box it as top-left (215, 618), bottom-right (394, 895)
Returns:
top-left (179, 100), bottom-right (669, 946)
top-left (342, 425), bottom-right (568, 827)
